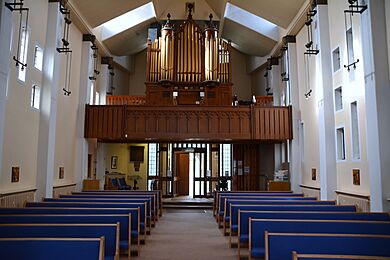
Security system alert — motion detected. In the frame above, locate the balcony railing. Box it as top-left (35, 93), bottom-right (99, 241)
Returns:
top-left (85, 104), bottom-right (292, 142)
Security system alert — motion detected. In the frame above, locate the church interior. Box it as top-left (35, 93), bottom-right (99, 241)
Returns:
top-left (0, 0), bottom-right (389, 259)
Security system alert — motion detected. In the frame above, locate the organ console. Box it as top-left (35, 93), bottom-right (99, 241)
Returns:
top-left (145, 4), bottom-right (232, 106)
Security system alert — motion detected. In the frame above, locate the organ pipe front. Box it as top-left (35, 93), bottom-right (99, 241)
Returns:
top-left (146, 5), bottom-right (232, 106)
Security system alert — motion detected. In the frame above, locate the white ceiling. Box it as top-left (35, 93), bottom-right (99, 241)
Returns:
top-left (70, 0), bottom-right (306, 57)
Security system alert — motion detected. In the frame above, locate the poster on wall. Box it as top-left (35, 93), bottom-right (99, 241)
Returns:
top-left (311, 168), bottom-right (316, 181)
top-left (59, 167), bottom-right (65, 179)
top-left (111, 156), bottom-right (118, 169)
top-left (11, 166), bottom-right (19, 182)
top-left (353, 169), bottom-right (360, 185)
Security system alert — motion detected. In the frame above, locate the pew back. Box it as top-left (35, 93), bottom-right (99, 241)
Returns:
top-left (0, 207), bottom-right (141, 242)
top-left (0, 223), bottom-right (119, 260)
top-left (217, 194), bottom-right (305, 218)
top-left (0, 237), bottom-right (104, 260)
top-left (292, 252), bottom-right (390, 260)
top-left (73, 191), bottom-right (162, 216)
top-left (0, 214), bottom-right (132, 255)
top-left (250, 219), bottom-right (390, 259)
top-left (265, 233), bottom-right (390, 260)
top-left (25, 201), bottom-right (147, 233)
top-left (238, 210), bottom-right (390, 244)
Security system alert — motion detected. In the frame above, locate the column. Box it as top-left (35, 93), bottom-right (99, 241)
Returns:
top-left (316, 3), bottom-right (337, 200)
top-left (74, 37), bottom-right (93, 191)
top-left (270, 61), bottom-right (283, 172)
top-left (361, 0), bottom-right (390, 212)
top-left (286, 38), bottom-right (302, 193)
top-left (35, 1), bottom-right (62, 198)
top-left (0, 1), bottom-right (12, 185)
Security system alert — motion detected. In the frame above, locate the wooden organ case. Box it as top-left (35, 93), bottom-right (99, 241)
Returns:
top-left (146, 6), bottom-right (232, 106)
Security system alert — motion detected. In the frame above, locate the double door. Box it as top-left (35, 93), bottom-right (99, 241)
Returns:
top-left (147, 143), bottom-right (232, 198)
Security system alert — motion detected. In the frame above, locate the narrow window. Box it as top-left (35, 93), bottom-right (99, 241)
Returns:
top-left (346, 28), bottom-right (354, 65)
top-left (33, 46), bottom-right (43, 71)
top-left (95, 91), bottom-right (100, 105)
top-left (89, 83), bottom-right (94, 104)
top-left (332, 47), bottom-right (340, 72)
top-left (351, 101), bottom-right (360, 159)
top-left (334, 87), bottom-right (343, 111)
top-left (31, 84), bottom-right (40, 109)
top-left (336, 127), bottom-right (346, 160)
top-left (18, 27), bottom-right (29, 82)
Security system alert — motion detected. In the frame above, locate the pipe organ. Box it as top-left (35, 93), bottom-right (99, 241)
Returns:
top-left (146, 6), bottom-right (232, 106)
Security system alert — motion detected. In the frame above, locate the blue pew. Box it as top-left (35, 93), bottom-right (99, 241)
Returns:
top-left (265, 233), bottom-right (390, 260)
top-left (43, 197), bottom-right (155, 228)
top-left (213, 191), bottom-right (294, 216)
top-left (25, 201), bottom-right (148, 236)
top-left (0, 223), bottom-right (119, 260)
top-left (0, 207), bottom-right (141, 249)
top-left (216, 193), bottom-right (304, 220)
top-left (291, 252), bottom-right (390, 260)
top-left (73, 191), bottom-right (162, 217)
top-left (0, 237), bottom-right (104, 260)
top-left (217, 195), bottom-right (312, 225)
top-left (0, 214), bottom-right (133, 257)
top-left (59, 194), bottom-right (157, 222)
top-left (250, 219), bottom-right (390, 259)
top-left (236, 210), bottom-right (390, 254)
top-left (224, 199), bottom-right (335, 232)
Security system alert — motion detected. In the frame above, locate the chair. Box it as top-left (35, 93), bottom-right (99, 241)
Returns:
top-left (117, 177), bottom-right (131, 190)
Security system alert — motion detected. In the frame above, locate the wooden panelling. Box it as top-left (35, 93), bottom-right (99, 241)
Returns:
top-left (85, 105), bottom-right (292, 142)
top-left (106, 96), bottom-right (146, 105)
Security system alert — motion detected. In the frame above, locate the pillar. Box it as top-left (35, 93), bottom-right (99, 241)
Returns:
top-left (35, 1), bottom-right (62, 198)
top-left (0, 1), bottom-right (12, 186)
top-left (286, 37), bottom-right (302, 193)
top-left (361, 0), bottom-right (390, 212)
top-left (74, 36), bottom-right (94, 191)
top-left (316, 3), bottom-right (337, 200)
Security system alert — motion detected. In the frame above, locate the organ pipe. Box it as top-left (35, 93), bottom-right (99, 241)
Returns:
top-left (146, 8), bottom-right (231, 84)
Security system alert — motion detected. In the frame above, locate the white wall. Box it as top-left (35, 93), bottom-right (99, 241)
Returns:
top-left (129, 50), bottom-right (147, 96)
top-left (295, 27), bottom-right (321, 188)
top-left (328, 0), bottom-right (369, 195)
top-left (0, 0), bottom-right (48, 193)
top-left (53, 22), bottom-right (83, 187)
top-left (231, 48), bottom-right (252, 99)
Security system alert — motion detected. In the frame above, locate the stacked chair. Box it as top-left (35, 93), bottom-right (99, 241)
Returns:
top-left (213, 190), bottom-right (390, 260)
top-left (0, 189), bottom-right (162, 260)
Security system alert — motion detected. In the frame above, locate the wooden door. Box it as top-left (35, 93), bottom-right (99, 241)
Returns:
top-left (176, 153), bottom-right (189, 196)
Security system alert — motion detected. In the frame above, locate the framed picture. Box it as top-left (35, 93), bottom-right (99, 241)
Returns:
top-left (111, 156), bottom-right (118, 169)
top-left (353, 169), bottom-right (360, 185)
top-left (11, 166), bottom-right (20, 183)
top-left (311, 168), bottom-right (316, 181)
top-left (59, 167), bottom-right (64, 179)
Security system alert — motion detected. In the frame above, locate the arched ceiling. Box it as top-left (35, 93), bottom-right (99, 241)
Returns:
top-left (69, 0), bottom-right (306, 57)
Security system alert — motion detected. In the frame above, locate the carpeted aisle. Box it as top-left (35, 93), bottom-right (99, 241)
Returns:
top-left (123, 210), bottom-right (236, 260)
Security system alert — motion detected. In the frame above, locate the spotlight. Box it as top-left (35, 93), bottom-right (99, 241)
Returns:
top-left (305, 41), bottom-right (313, 49)
top-left (305, 19), bottom-right (313, 26)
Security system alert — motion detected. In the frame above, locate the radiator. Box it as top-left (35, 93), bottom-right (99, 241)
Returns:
top-left (300, 186), bottom-right (321, 199)
top-left (0, 190), bottom-right (36, 207)
top-left (53, 184), bottom-right (77, 198)
top-left (337, 192), bottom-right (370, 212)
